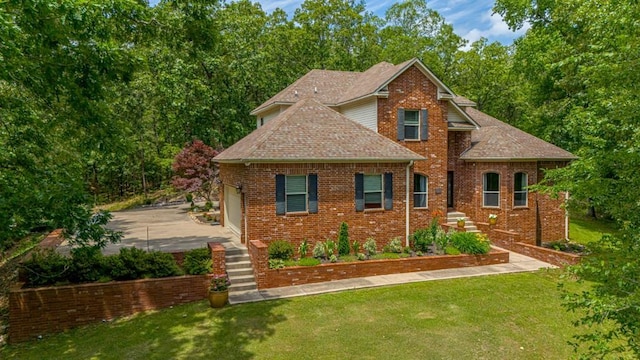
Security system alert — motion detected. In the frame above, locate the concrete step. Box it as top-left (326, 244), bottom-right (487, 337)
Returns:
top-left (225, 247), bottom-right (248, 256)
top-left (226, 260), bottom-right (253, 270)
top-left (229, 281), bottom-right (257, 292)
top-left (226, 254), bottom-right (250, 263)
top-left (228, 274), bottom-right (256, 284)
top-left (227, 267), bottom-right (254, 277)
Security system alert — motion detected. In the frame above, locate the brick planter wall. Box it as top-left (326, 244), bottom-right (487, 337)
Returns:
top-left (249, 240), bottom-right (509, 289)
top-left (9, 275), bottom-right (212, 344)
top-left (9, 242), bottom-right (228, 344)
top-left (477, 223), bottom-right (580, 267)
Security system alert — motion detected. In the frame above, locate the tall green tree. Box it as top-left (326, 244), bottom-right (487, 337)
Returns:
top-left (380, 0), bottom-right (465, 82)
top-left (0, 0), bottom-right (147, 247)
top-left (495, 0), bottom-right (640, 357)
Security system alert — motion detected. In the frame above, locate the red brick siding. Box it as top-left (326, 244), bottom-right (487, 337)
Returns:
top-left (250, 241), bottom-right (508, 289)
top-left (377, 65), bottom-right (449, 232)
top-left (220, 162), bottom-right (409, 252)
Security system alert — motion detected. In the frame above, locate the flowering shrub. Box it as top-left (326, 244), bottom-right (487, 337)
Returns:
top-left (209, 273), bottom-right (230, 292)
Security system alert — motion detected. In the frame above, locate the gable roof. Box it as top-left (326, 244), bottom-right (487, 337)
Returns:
top-left (251, 58), bottom-right (454, 115)
top-left (461, 108), bottom-right (577, 161)
top-left (216, 98), bottom-right (425, 163)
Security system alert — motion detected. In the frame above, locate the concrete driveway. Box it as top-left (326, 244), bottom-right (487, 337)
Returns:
top-left (60, 203), bottom-right (241, 255)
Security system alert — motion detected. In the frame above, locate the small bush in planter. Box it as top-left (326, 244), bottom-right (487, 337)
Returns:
top-left (298, 238), bottom-right (309, 258)
top-left (356, 252), bottom-right (366, 261)
top-left (326, 239), bottom-right (337, 257)
top-left (329, 254), bottom-right (338, 263)
top-left (268, 259), bottom-right (285, 269)
top-left (104, 247), bottom-right (149, 281)
top-left (383, 238), bottom-right (403, 253)
top-left (146, 251), bottom-right (183, 278)
top-left (183, 248), bottom-right (212, 275)
top-left (338, 222), bottom-right (350, 255)
top-left (411, 228), bottom-right (433, 252)
top-left (298, 257), bottom-right (321, 266)
top-left (69, 246), bottom-right (104, 283)
top-left (445, 245), bottom-right (461, 255)
top-left (312, 241), bottom-right (326, 259)
top-left (268, 240), bottom-right (294, 260)
top-left (351, 240), bottom-right (361, 254)
top-left (22, 248), bottom-right (72, 287)
top-left (449, 232), bottom-right (490, 255)
top-left (363, 238), bottom-right (377, 256)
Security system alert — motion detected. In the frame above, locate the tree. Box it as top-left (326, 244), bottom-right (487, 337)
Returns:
top-left (380, 0), bottom-right (466, 82)
top-left (171, 140), bottom-right (220, 204)
top-left (495, 0), bottom-right (640, 356)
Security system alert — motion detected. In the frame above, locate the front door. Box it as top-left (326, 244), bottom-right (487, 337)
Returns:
top-left (447, 171), bottom-right (454, 208)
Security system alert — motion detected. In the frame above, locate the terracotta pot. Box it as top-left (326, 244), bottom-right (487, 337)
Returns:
top-left (208, 290), bottom-right (229, 308)
top-left (489, 218), bottom-right (497, 225)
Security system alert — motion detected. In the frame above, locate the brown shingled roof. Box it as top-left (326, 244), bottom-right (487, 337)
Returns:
top-left (216, 98), bottom-right (425, 163)
top-left (461, 108), bottom-right (577, 161)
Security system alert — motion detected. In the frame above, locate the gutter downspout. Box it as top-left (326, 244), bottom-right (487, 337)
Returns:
top-left (406, 161), bottom-right (413, 247)
top-left (244, 192), bottom-right (248, 245)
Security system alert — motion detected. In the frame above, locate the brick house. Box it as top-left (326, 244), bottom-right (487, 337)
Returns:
top-left (214, 59), bottom-right (576, 251)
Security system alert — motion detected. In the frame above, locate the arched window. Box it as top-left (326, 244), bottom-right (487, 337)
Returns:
top-left (483, 172), bottom-right (500, 207)
top-left (414, 174), bottom-right (428, 208)
top-left (514, 172), bottom-right (528, 207)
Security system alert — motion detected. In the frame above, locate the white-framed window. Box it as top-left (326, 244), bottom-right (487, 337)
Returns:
top-left (414, 174), bottom-right (428, 208)
top-left (514, 172), bottom-right (528, 207)
top-left (286, 175), bottom-right (307, 212)
top-left (404, 110), bottom-right (420, 140)
top-left (364, 174), bottom-right (383, 209)
top-left (483, 172), bottom-right (500, 207)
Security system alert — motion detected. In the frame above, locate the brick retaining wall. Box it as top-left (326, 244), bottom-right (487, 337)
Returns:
top-left (249, 240), bottom-right (509, 289)
top-left (9, 274), bottom-right (212, 343)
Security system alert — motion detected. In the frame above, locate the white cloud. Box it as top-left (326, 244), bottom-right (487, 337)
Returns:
top-left (460, 10), bottom-right (530, 48)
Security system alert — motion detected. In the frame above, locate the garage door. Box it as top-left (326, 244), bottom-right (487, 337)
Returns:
top-left (223, 185), bottom-right (242, 237)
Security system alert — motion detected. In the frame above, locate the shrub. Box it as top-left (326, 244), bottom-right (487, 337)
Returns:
top-left (326, 239), bottom-right (337, 256)
top-left (22, 248), bottom-right (71, 287)
top-left (411, 228), bottom-right (433, 252)
top-left (449, 232), bottom-right (491, 255)
top-left (106, 247), bottom-right (149, 280)
top-left (383, 237), bottom-right (403, 253)
top-left (329, 254), bottom-right (338, 263)
top-left (268, 240), bottom-right (294, 260)
top-left (403, 246), bottom-right (412, 254)
top-left (351, 240), bottom-right (361, 254)
top-left (434, 228), bottom-right (450, 254)
top-left (298, 238), bottom-right (309, 258)
top-left (357, 252), bottom-right (366, 261)
top-left (183, 248), bottom-right (212, 275)
top-left (69, 247), bottom-right (104, 283)
top-left (445, 245), bottom-right (461, 255)
top-left (416, 250), bottom-right (424, 257)
top-left (146, 251), bottom-right (182, 278)
top-left (268, 259), bottom-right (285, 269)
top-left (363, 238), bottom-right (377, 255)
top-left (338, 222), bottom-right (350, 255)
top-left (298, 257), bottom-right (321, 266)
top-left (312, 241), bottom-right (326, 259)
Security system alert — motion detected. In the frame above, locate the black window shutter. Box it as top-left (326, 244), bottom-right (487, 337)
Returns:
top-left (421, 108), bottom-right (429, 140)
top-left (275, 174), bottom-right (285, 215)
top-left (384, 172), bottom-right (393, 210)
top-left (397, 108), bottom-right (405, 140)
top-left (355, 173), bottom-right (364, 212)
top-left (308, 174), bottom-right (318, 214)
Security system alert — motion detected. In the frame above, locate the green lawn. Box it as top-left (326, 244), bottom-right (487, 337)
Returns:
top-left (569, 215), bottom-right (618, 244)
top-left (2, 271), bottom-right (589, 360)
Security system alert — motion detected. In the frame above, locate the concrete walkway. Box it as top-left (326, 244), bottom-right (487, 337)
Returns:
top-left (229, 249), bottom-right (555, 304)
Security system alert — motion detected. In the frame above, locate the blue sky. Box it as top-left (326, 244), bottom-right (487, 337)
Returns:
top-left (149, 0), bottom-right (528, 46)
